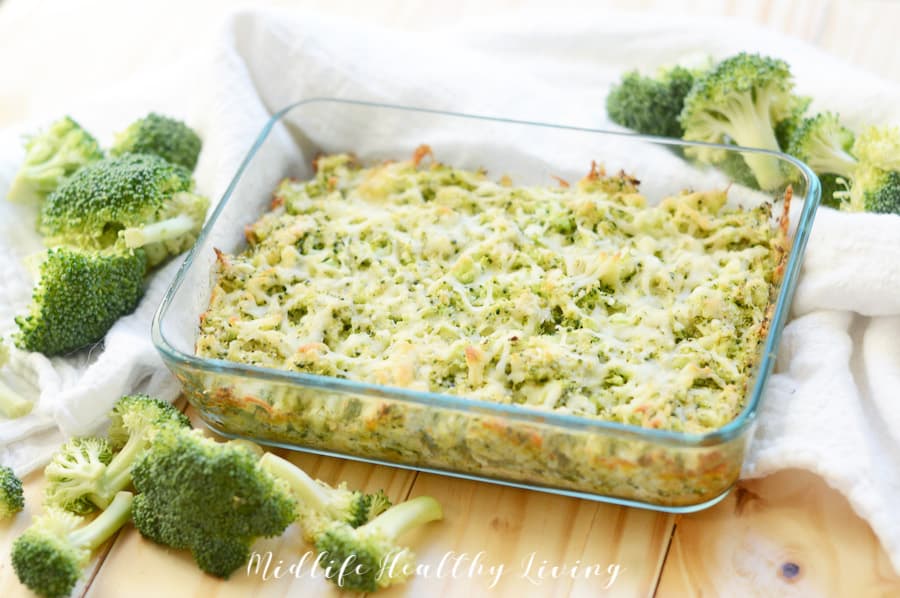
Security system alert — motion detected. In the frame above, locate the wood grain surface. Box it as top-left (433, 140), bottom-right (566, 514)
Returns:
top-left (657, 470), bottom-right (900, 598)
top-left (2, 439), bottom-right (898, 597)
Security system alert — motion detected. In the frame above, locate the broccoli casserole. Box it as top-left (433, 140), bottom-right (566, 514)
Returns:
top-left (197, 147), bottom-right (781, 437)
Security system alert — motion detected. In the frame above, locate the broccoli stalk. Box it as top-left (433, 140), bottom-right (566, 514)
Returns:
top-left (11, 491), bottom-right (133, 598)
top-left (44, 395), bottom-right (189, 513)
top-left (119, 190), bottom-right (209, 265)
top-left (131, 427), bottom-right (296, 578)
top-left (316, 496), bottom-right (443, 592)
top-left (259, 453), bottom-right (391, 542)
top-left (680, 53), bottom-right (803, 190)
top-left (0, 341), bottom-right (33, 418)
top-left (121, 214), bottom-right (196, 248)
top-left (0, 465), bottom-right (25, 519)
top-left (6, 116), bottom-right (103, 205)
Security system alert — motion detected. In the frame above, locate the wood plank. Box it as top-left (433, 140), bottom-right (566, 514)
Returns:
top-left (376, 473), bottom-right (674, 597)
top-left (85, 449), bottom-right (417, 598)
top-left (655, 468), bottom-right (900, 597)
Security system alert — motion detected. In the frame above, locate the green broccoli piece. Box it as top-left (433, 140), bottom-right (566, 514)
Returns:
top-left (817, 173), bottom-right (847, 209)
top-left (44, 437), bottom-right (113, 515)
top-left (258, 452), bottom-right (392, 543)
top-left (44, 395), bottom-right (189, 513)
top-left (111, 113), bottom-right (202, 171)
top-left (11, 491), bottom-right (133, 598)
top-left (6, 116), bottom-right (103, 205)
top-left (843, 126), bottom-right (900, 215)
top-left (131, 427), bottom-right (296, 578)
top-left (0, 339), bottom-right (34, 418)
top-left (786, 113), bottom-right (857, 207)
top-left (316, 495), bottom-right (443, 592)
top-left (852, 125), bottom-right (900, 172)
top-left (787, 113), bottom-right (857, 178)
top-left (39, 153), bottom-right (209, 267)
top-left (606, 66), bottom-right (698, 138)
top-left (0, 464), bottom-right (25, 519)
top-left (680, 53), bottom-right (804, 190)
top-left (13, 245), bottom-right (146, 356)
top-left (851, 168), bottom-right (900, 215)
top-left (773, 95), bottom-right (811, 151)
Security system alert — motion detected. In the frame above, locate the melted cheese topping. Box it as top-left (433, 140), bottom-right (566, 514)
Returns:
top-left (197, 152), bottom-right (778, 433)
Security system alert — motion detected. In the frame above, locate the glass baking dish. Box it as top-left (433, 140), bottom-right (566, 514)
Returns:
top-left (152, 98), bottom-right (820, 513)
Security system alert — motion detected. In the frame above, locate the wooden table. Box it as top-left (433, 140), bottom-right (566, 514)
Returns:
top-left (1, 403), bottom-right (898, 597)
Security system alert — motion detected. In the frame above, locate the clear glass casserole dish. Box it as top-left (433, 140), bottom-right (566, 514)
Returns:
top-left (152, 99), bottom-right (820, 512)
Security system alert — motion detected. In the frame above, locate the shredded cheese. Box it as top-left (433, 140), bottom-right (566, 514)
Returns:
top-left (197, 150), bottom-right (778, 433)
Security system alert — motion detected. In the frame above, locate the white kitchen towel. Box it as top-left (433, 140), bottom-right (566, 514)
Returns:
top-left (0, 8), bottom-right (898, 572)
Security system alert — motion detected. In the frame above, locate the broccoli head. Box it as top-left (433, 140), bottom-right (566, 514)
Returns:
top-left (787, 113), bottom-right (857, 179)
top-left (0, 464), bottom-right (25, 519)
top-left (6, 116), bottom-right (103, 205)
top-left (259, 452), bottom-right (392, 543)
top-left (111, 113), bottom-right (202, 171)
top-left (13, 245), bottom-right (146, 356)
top-left (852, 125), bottom-right (900, 172)
top-left (11, 491), bottom-right (133, 598)
top-left (44, 437), bottom-right (113, 515)
top-left (850, 168), bottom-right (900, 215)
top-left (316, 495), bottom-right (443, 592)
top-left (843, 126), bottom-right (900, 215)
top-left (0, 339), bottom-right (34, 418)
top-left (605, 65), bottom-right (698, 138)
top-left (44, 395), bottom-right (190, 513)
top-left (39, 153), bottom-right (209, 267)
top-left (680, 53), bottom-right (803, 190)
top-left (131, 427), bottom-right (296, 578)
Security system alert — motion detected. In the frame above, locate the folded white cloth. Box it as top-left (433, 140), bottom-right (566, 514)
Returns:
top-left (0, 8), bottom-right (898, 572)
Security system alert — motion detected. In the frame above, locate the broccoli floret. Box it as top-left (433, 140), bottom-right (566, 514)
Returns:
top-left (680, 53), bottom-right (804, 190)
top-left (843, 126), bottom-right (900, 215)
top-left (39, 153), bottom-right (209, 267)
top-left (44, 395), bottom-right (189, 513)
top-left (258, 453), bottom-right (392, 543)
top-left (110, 113), bottom-right (202, 171)
top-left (0, 464), bottom-right (25, 519)
top-left (11, 491), bottom-right (132, 598)
top-left (44, 437), bottom-right (113, 515)
top-left (852, 168), bottom-right (900, 215)
top-left (13, 246), bottom-right (146, 356)
top-left (787, 113), bottom-right (857, 179)
top-left (316, 496), bottom-right (443, 592)
top-left (131, 427), bottom-right (296, 578)
top-left (6, 116), bottom-right (103, 205)
top-left (606, 66), bottom-right (698, 138)
top-left (774, 95), bottom-right (811, 151)
top-left (852, 125), bottom-right (900, 172)
top-left (0, 339), bottom-right (33, 418)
